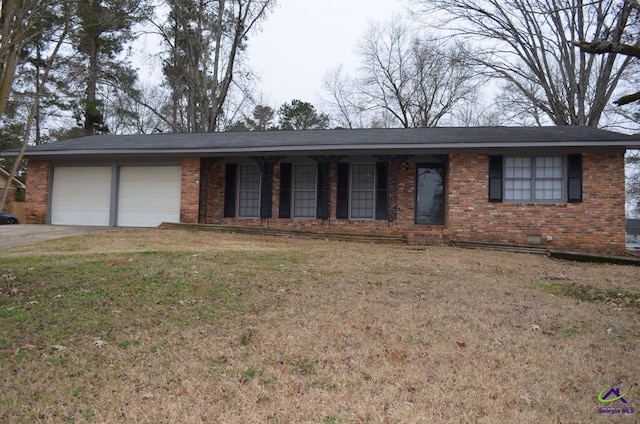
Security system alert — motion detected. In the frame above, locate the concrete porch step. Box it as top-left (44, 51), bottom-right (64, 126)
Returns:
top-left (452, 240), bottom-right (548, 254)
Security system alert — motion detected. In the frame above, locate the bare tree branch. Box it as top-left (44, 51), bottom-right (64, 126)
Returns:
top-left (572, 40), bottom-right (640, 59)
top-left (354, 17), bottom-right (479, 128)
top-left (159, 0), bottom-right (274, 133)
top-left (412, 0), bottom-right (636, 126)
top-left (614, 90), bottom-right (640, 105)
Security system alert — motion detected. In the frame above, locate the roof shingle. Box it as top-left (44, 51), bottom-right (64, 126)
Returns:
top-left (2, 126), bottom-right (639, 159)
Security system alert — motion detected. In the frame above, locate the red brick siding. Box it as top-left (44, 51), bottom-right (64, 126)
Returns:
top-left (200, 154), bottom-right (625, 253)
top-left (180, 157), bottom-right (200, 224)
top-left (24, 160), bottom-right (50, 224)
top-left (206, 162), bottom-right (224, 223)
top-left (208, 161), bottom-right (438, 237)
top-left (447, 153), bottom-right (626, 254)
top-left (23, 153), bottom-right (626, 254)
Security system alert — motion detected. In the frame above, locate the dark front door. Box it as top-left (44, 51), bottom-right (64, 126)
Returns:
top-left (416, 164), bottom-right (445, 225)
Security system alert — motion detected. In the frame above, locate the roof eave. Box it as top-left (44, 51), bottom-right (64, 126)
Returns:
top-left (4, 140), bottom-right (636, 159)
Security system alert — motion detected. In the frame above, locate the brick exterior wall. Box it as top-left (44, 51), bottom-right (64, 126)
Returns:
top-left (447, 153), bottom-right (626, 254)
top-left (24, 160), bottom-right (49, 224)
top-left (206, 162), bottom-right (422, 235)
top-left (201, 154), bottom-right (626, 254)
top-left (21, 152), bottom-right (627, 254)
top-left (180, 157), bottom-right (200, 224)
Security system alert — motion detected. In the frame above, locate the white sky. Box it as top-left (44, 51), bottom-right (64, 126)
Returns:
top-left (247, 0), bottom-right (406, 108)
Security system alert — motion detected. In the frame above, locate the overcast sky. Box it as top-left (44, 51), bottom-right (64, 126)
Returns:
top-left (247, 0), bottom-right (406, 108)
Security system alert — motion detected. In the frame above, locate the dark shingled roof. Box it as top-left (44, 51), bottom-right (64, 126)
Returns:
top-left (3, 126), bottom-right (639, 159)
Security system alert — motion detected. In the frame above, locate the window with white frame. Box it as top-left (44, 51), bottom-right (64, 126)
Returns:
top-left (293, 164), bottom-right (317, 218)
top-left (238, 164), bottom-right (260, 217)
top-left (350, 163), bottom-right (375, 218)
top-left (504, 156), bottom-right (564, 202)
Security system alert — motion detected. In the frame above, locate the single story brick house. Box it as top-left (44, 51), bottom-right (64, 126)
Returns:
top-left (2, 126), bottom-right (639, 254)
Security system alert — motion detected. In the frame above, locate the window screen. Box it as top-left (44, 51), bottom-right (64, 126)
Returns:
top-left (350, 164), bottom-right (375, 219)
top-left (504, 156), bottom-right (564, 202)
top-left (293, 164), bottom-right (317, 218)
top-left (238, 165), bottom-right (260, 217)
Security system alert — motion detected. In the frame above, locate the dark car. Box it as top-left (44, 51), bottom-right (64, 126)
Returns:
top-left (0, 212), bottom-right (19, 224)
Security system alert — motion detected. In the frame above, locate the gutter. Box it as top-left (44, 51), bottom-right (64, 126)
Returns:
top-left (1, 141), bottom-right (635, 158)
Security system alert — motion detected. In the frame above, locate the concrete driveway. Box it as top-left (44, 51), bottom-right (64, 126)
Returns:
top-left (0, 224), bottom-right (116, 250)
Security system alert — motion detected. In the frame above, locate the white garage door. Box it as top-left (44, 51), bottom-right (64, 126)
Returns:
top-left (51, 167), bottom-right (112, 226)
top-left (117, 166), bottom-right (181, 227)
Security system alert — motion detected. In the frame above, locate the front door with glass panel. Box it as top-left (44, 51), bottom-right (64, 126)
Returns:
top-left (416, 165), bottom-right (445, 225)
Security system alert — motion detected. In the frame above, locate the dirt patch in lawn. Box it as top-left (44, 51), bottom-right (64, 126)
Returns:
top-left (0, 229), bottom-right (638, 423)
top-left (1, 228), bottom-right (289, 256)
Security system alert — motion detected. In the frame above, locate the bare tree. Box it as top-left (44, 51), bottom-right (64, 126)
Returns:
top-left (101, 83), bottom-right (171, 134)
top-left (567, 1), bottom-right (640, 213)
top-left (354, 18), bottom-right (479, 128)
top-left (323, 65), bottom-right (365, 129)
top-left (628, 151), bottom-right (640, 214)
top-left (157, 0), bottom-right (274, 133)
top-left (572, 0), bottom-right (640, 107)
top-left (413, 0), bottom-right (636, 127)
top-left (452, 95), bottom-right (506, 127)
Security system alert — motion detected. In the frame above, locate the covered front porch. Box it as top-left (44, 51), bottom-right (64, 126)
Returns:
top-left (191, 155), bottom-right (449, 241)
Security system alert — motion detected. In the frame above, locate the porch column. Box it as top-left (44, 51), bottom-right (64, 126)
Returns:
top-left (250, 156), bottom-right (284, 219)
top-left (309, 155), bottom-right (346, 221)
top-left (198, 157), bottom-right (220, 224)
top-left (374, 155), bottom-right (413, 226)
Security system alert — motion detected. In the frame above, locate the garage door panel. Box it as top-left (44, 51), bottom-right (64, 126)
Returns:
top-left (51, 167), bottom-right (111, 226)
top-left (117, 166), bottom-right (181, 227)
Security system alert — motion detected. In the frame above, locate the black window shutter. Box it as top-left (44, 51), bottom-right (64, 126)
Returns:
top-left (223, 163), bottom-right (237, 217)
top-left (375, 162), bottom-right (388, 220)
top-left (279, 163), bottom-right (292, 218)
top-left (316, 163), bottom-right (331, 220)
top-left (488, 155), bottom-right (503, 202)
top-left (567, 154), bottom-right (583, 203)
top-left (336, 163), bottom-right (349, 219)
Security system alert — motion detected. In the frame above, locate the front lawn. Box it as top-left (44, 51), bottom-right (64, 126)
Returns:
top-left (1, 229), bottom-right (638, 423)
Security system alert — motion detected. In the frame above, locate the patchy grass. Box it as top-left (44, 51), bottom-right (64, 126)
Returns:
top-left (0, 229), bottom-right (639, 423)
top-left (539, 280), bottom-right (640, 308)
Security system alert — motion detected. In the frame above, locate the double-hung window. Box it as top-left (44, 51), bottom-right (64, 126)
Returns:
top-left (292, 164), bottom-right (317, 218)
top-left (237, 164), bottom-right (260, 217)
top-left (350, 164), bottom-right (376, 219)
top-left (504, 156), bottom-right (564, 202)
top-left (335, 162), bottom-right (388, 220)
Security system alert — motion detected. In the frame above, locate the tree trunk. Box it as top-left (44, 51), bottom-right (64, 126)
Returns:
top-left (0, 0), bottom-right (19, 121)
top-left (85, 27), bottom-right (100, 136)
top-left (0, 12), bottom-right (69, 212)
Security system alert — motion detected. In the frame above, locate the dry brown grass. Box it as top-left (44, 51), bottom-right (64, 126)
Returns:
top-left (1, 229), bottom-right (639, 423)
